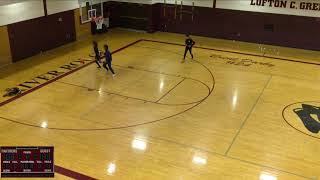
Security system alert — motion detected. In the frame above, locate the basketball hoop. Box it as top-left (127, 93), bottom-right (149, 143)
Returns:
top-left (88, 9), bottom-right (97, 21)
top-left (79, 0), bottom-right (104, 24)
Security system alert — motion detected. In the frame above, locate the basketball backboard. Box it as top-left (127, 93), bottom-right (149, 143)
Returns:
top-left (79, 0), bottom-right (104, 24)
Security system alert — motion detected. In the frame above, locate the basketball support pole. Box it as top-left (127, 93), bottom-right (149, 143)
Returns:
top-left (163, 0), bottom-right (166, 17)
top-left (163, 0), bottom-right (195, 22)
top-left (179, 1), bottom-right (195, 22)
top-left (163, 0), bottom-right (178, 20)
top-left (192, 2), bottom-right (194, 21)
top-left (180, 1), bottom-right (183, 21)
top-left (175, 0), bottom-right (177, 19)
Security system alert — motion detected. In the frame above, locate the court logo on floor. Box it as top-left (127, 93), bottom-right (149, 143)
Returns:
top-left (209, 54), bottom-right (274, 67)
top-left (283, 102), bottom-right (320, 138)
top-left (2, 59), bottom-right (92, 97)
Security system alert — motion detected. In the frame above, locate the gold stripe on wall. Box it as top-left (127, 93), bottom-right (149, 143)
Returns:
top-left (0, 26), bottom-right (12, 66)
top-left (74, 9), bottom-right (91, 40)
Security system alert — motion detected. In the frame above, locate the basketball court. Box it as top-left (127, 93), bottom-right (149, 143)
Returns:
top-left (0, 0), bottom-right (320, 179)
top-left (0, 28), bottom-right (319, 179)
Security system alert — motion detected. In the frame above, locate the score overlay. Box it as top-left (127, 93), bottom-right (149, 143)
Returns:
top-left (1, 146), bottom-right (54, 177)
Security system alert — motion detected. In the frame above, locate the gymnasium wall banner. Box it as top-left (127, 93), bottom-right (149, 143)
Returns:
top-left (153, 0), bottom-right (214, 7)
top-left (215, 0), bottom-right (320, 17)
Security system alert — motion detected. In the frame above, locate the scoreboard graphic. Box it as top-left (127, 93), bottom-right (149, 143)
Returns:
top-left (1, 146), bottom-right (54, 177)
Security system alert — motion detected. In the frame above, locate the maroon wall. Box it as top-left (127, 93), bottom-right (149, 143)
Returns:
top-left (104, 1), bottom-right (119, 28)
top-left (7, 1), bottom-right (319, 63)
top-left (157, 4), bottom-right (320, 51)
top-left (104, 2), bottom-right (151, 31)
top-left (103, 1), bottom-right (320, 50)
top-left (8, 10), bottom-right (76, 62)
top-left (150, 3), bottom-right (162, 32)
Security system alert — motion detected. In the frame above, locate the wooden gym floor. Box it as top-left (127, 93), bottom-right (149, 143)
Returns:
top-left (0, 29), bottom-right (320, 180)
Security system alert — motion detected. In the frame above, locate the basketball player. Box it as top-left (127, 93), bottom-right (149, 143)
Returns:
top-left (183, 34), bottom-right (195, 61)
top-left (93, 41), bottom-right (101, 68)
top-left (95, 17), bottom-right (104, 34)
top-left (103, 45), bottom-right (115, 76)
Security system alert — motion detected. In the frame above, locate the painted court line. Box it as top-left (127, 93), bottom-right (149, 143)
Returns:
top-left (0, 39), bottom-right (142, 180)
top-left (54, 40), bottom-right (316, 180)
top-left (0, 39), bottom-right (314, 179)
top-left (0, 39), bottom-right (215, 180)
top-left (142, 39), bottom-right (320, 66)
top-left (0, 55), bottom-right (215, 131)
top-left (115, 43), bottom-right (315, 179)
top-left (224, 75), bottom-right (273, 156)
top-left (0, 61), bottom-right (93, 107)
top-left (0, 39), bottom-right (142, 108)
top-left (56, 80), bottom-right (155, 103)
top-left (124, 129), bottom-right (315, 180)
top-left (54, 165), bottom-right (97, 180)
top-left (155, 78), bottom-right (185, 103)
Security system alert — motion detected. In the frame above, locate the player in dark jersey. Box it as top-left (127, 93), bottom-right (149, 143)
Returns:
top-left (103, 45), bottom-right (115, 76)
top-left (93, 41), bottom-right (101, 68)
top-left (183, 34), bottom-right (195, 61)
